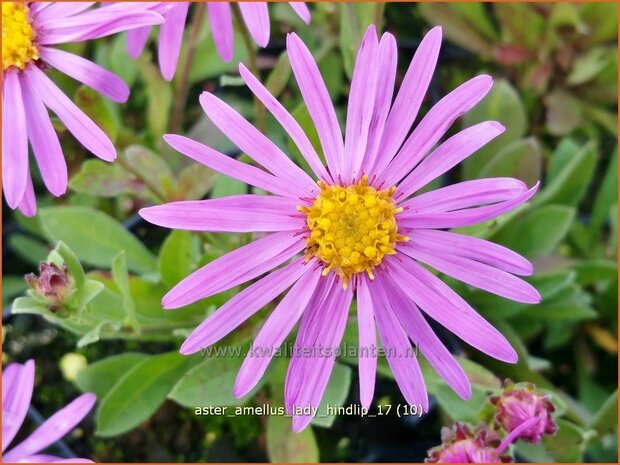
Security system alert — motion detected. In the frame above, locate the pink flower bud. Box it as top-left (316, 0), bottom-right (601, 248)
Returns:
top-left (426, 422), bottom-right (512, 463)
top-left (25, 262), bottom-right (75, 309)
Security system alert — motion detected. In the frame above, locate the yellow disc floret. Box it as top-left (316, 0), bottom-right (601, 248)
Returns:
top-left (300, 175), bottom-right (408, 289)
top-left (2, 2), bottom-right (39, 72)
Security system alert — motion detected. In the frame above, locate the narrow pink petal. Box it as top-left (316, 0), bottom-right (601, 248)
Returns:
top-left (399, 245), bottom-right (541, 304)
top-left (238, 2), bottom-right (270, 47)
top-left (407, 229), bottom-right (533, 276)
top-left (2, 361), bottom-right (35, 453)
top-left (387, 256), bottom-right (518, 363)
top-left (140, 195), bottom-right (302, 232)
top-left (162, 232), bottom-right (305, 309)
top-left (3, 394), bottom-right (96, 463)
top-left (383, 278), bottom-right (471, 400)
top-left (158, 3), bottom-right (189, 81)
top-left (287, 282), bottom-right (353, 433)
top-left (380, 75), bottom-right (493, 186)
top-left (375, 27), bottom-right (442, 174)
top-left (356, 275), bottom-right (378, 409)
top-left (20, 76), bottom-right (67, 196)
top-left (238, 63), bottom-right (331, 182)
top-left (399, 183), bottom-right (539, 229)
top-left (289, 2), bottom-right (311, 23)
top-left (18, 454), bottom-right (68, 463)
top-left (164, 134), bottom-right (302, 199)
top-left (199, 92), bottom-right (318, 195)
top-left (30, 3), bottom-right (52, 14)
top-left (361, 32), bottom-right (398, 174)
top-left (397, 121), bottom-right (505, 199)
top-left (287, 33), bottom-right (344, 176)
top-left (371, 278), bottom-right (429, 410)
top-left (344, 25), bottom-right (379, 182)
top-left (23, 66), bottom-right (116, 161)
top-left (34, 2), bottom-right (95, 22)
top-left (17, 173), bottom-right (37, 218)
top-left (234, 267), bottom-right (322, 398)
top-left (40, 47), bottom-right (129, 103)
top-left (399, 178), bottom-right (527, 213)
top-left (2, 69), bottom-right (28, 209)
top-left (180, 258), bottom-right (311, 354)
top-left (207, 2), bottom-right (234, 61)
top-left (126, 27), bottom-right (151, 59)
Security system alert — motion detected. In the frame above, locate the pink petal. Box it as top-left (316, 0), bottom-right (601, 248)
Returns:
top-left (40, 47), bottom-right (129, 103)
top-left (34, 2), bottom-right (96, 21)
top-left (376, 27), bottom-right (442, 173)
top-left (287, 32), bottom-right (344, 177)
top-left (139, 195), bottom-right (302, 232)
top-left (344, 25), bottom-right (380, 182)
top-left (399, 245), bottom-right (541, 304)
top-left (383, 278), bottom-right (471, 400)
top-left (238, 63), bottom-right (331, 182)
top-left (238, 2), bottom-right (270, 47)
top-left (399, 177), bottom-right (528, 213)
top-left (286, 280), bottom-right (353, 432)
top-left (199, 92), bottom-right (318, 195)
top-left (2, 69), bottom-right (29, 209)
top-left (4, 394), bottom-right (96, 463)
top-left (387, 256), bottom-right (518, 363)
top-left (407, 229), bottom-right (533, 276)
top-left (180, 258), bottom-right (311, 354)
top-left (158, 3), bottom-right (189, 81)
top-left (234, 267), bottom-right (322, 398)
top-left (126, 27), bottom-right (151, 59)
top-left (162, 232), bottom-right (305, 309)
top-left (380, 75), bottom-right (493, 186)
top-left (20, 75), bottom-right (67, 196)
top-left (163, 134), bottom-right (302, 199)
top-left (361, 32), bottom-right (398, 174)
top-left (371, 278), bottom-right (429, 410)
top-left (23, 66), bottom-right (116, 162)
top-left (17, 174), bottom-right (37, 218)
top-left (356, 275), bottom-right (378, 409)
top-left (397, 121), bottom-right (505, 199)
top-left (207, 2), bottom-right (234, 62)
top-left (289, 2), bottom-right (311, 24)
top-left (399, 183), bottom-right (539, 229)
top-left (2, 361), bottom-right (35, 453)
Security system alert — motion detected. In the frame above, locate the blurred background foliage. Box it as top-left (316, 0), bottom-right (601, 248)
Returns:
top-left (2, 2), bottom-right (617, 462)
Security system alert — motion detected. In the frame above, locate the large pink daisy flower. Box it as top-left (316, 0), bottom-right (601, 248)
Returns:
top-left (2, 2), bottom-right (164, 216)
top-left (124, 2), bottom-right (310, 81)
top-left (2, 360), bottom-right (96, 463)
top-left (140, 25), bottom-right (541, 432)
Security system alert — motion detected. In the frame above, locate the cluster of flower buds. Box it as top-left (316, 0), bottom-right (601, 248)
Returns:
top-left (25, 262), bottom-right (75, 310)
top-left (426, 380), bottom-right (558, 463)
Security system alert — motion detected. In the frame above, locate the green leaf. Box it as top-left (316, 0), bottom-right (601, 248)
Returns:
top-left (175, 163), bottom-right (219, 200)
top-left (312, 363), bottom-right (352, 428)
top-left (74, 86), bottom-right (118, 142)
top-left (111, 251), bottom-right (138, 330)
top-left (545, 89), bottom-right (584, 136)
top-left (433, 383), bottom-right (489, 424)
top-left (8, 234), bottom-right (49, 266)
top-left (3, 276), bottom-right (28, 307)
top-left (574, 260), bottom-right (618, 286)
top-left (491, 205), bottom-right (576, 258)
top-left (493, 3), bottom-right (546, 50)
top-left (121, 145), bottom-right (174, 199)
top-left (533, 140), bottom-right (597, 208)
top-left (267, 414), bottom-right (319, 463)
top-left (478, 137), bottom-right (542, 187)
top-left (568, 47), bottom-right (616, 85)
top-left (265, 51), bottom-right (292, 98)
top-left (338, 3), bottom-right (375, 78)
top-left (211, 175), bottom-right (247, 198)
top-left (461, 79), bottom-right (527, 179)
top-left (288, 104), bottom-right (325, 176)
top-left (76, 353), bottom-right (151, 399)
top-left (55, 241), bottom-right (87, 285)
top-left (77, 319), bottom-right (121, 348)
top-left (591, 147), bottom-right (618, 233)
top-left (108, 33), bottom-right (139, 87)
top-left (74, 280), bottom-right (105, 316)
top-left (542, 419), bottom-right (589, 462)
top-left (96, 352), bottom-right (197, 437)
top-left (590, 389), bottom-right (618, 435)
top-left (136, 56), bottom-right (172, 138)
top-left (69, 159), bottom-right (144, 198)
top-left (158, 230), bottom-right (198, 288)
top-left (39, 206), bottom-right (157, 275)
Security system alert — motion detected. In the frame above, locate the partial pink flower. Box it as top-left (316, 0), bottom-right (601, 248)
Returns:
top-left (124, 2), bottom-right (311, 81)
top-left (25, 262), bottom-right (76, 309)
top-left (2, 2), bottom-right (165, 216)
top-left (140, 25), bottom-right (541, 432)
top-left (2, 360), bottom-right (96, 463)
top-left (490, 380), bottom-right (557, 443)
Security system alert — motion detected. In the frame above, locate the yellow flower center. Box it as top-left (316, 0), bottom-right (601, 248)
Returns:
top-left (300, 175), bottom-right (408, 289)
top-left (2, 2), bottom-right (39, 72)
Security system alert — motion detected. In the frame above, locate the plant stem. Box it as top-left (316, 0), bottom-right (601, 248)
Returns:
top-left (232, 4), bottom-right (266, 134)
top-left (170, 3), bottom-right (205, 134)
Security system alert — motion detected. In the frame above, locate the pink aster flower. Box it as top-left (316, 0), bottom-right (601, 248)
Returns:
top-left (2, 2), bottom-right (164, 216)
top-left (140, 25), bottom-right (541, 432)
top-left (124, 2), bottom-right (311, 81)
top-left (2, 360), bottom-right (96, 463)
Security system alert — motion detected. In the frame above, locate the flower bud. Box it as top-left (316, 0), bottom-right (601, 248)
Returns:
top-left (490, 380), bottom-right (557, 443)
top-left (25, 262), bottom-right (75, 309)
top-left (426, 422), bottom-right (512, 463)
